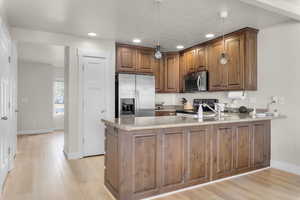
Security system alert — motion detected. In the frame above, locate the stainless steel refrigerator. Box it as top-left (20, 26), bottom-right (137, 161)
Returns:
top-left (115, 73), bottom-right (155, 118)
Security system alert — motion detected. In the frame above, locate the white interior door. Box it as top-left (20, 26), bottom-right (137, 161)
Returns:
top-left (0, 30), bottom-right (10, 187)
top-left (82, 56), bottom-right (107, 156)
top-left (8, 42), bottom-right (18, 171)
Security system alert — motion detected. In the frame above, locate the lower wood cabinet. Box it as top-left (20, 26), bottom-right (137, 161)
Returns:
top-left (212, 121), bottom-right (270, 180)
top-left (133, 134), bottom-right (160, 194)
top-left (161, 129), bottom-right (185, 189)
top-left (212, 124), bottom-right (236, 179)
top-left (105, 120), bottom-right (271, 200)
top-left (185, 126), bottom-right (211, 184)
top-left (253, 121), bottom-right (271, 168)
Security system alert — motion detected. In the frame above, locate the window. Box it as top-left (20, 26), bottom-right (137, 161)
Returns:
top-left (54, 81), bottom-right (64, 115)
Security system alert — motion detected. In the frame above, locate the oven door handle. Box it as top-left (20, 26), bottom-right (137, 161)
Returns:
top-left (197, 76), bottom-right (201, 91)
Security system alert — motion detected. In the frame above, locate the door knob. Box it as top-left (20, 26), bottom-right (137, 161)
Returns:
top-left (1, 116), bottom-right (8, 120)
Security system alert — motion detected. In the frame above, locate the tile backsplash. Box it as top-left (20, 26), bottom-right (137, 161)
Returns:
top-left (155, 91), bottom-right (272, 110)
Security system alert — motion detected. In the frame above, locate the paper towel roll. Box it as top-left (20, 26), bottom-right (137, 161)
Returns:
top-left (228, 91), bottom-right (246, 100)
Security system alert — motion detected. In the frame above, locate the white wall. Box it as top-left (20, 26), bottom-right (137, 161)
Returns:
top-left (156, 22), bottom-right (300, 171)
top-left (17, 61), bottom-right (54, 134)
top-left (53, 67), bottom-right (64, 131)
top-left (11, 27), bottom-right (115, 158)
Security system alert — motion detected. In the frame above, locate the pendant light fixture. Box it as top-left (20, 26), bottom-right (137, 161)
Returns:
top-left (154, 0), bottom-right (162, 59)
top-left (219, 11), bottom-right (229, 65)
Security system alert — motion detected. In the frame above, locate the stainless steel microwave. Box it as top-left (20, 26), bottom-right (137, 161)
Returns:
top-left (184, 71), bottom-right (208, 92)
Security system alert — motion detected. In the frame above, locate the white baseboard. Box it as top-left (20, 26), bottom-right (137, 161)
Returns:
top-left (271, 160), bottom-right (300, 175)
top-left (63, 150), bottom-right (82, 160)
top-left (18, 129), bottom-right (54, 135)
top-left (143, 167), bottom-right (270, 200)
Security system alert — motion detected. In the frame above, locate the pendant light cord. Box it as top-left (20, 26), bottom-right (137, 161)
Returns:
top-left (222, 17), bottom-right (225, 53)
top-left (156, 1), bottom-right (161, 46)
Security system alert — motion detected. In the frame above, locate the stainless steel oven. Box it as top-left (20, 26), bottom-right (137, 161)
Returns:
top-left (184, 71), bottom-right (208, 92)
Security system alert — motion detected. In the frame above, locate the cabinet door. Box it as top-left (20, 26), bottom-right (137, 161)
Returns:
top-left (138, 49), bottom-right (154, 73)
top-left (179, 53), bottom-right (187, 92)
top-left (186, 126), bottom-right (210, 184)
top-left (252, 121), bottom-right (271, 168)
top-left (185, 50), bottom-right (196, 74)
top-left (226, 36), bottom-right (244, 90)
top-left (195, 47), bottom-right (207, 71)
top-left (153, 58), bottom-right (164, 92)
top-left (161, 129), bottom-right (185, 189)
top-left (212, 124), bottom-right (235, 179)
top-left (164, 54), bottom-right (180, 93)
top-left (133, 134), bottom-right (160, 194)
top-left (235, 123), bottom-right (252, 173)
top-left (117, 46), bottom-right (137, 72)
top-left (208, 41), bottom-right (227, 91)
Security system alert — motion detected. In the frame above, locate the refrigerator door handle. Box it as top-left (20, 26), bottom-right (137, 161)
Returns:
top-left (197, 75), bottom-right (201, 91)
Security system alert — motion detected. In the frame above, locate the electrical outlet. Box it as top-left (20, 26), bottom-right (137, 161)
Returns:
top-left (278, 97), bottom-right (285, 105)
top-left (271, 96), bottom-right (279, 103)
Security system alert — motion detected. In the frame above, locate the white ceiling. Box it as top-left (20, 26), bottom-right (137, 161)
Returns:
top-left (5, 0), bottom-right (291, 51)
top-left (18, 42), bottom-right (65, 68)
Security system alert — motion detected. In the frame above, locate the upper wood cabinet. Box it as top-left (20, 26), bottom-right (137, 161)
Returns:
top-left (153, 58), bottom-right (164, 92)
top-left (208, 28), bottom-right (258, 91)
top-left (208, 41), bottom-right (228, 90)
top-left (117, 45), bottom-right (138, 72)
top-left (116, 27), bottom-right (258, 93)
top-left (195, 47), bottom-right (208, 71)
top-left (184, 50), bottom-right (196, 74)
top-left (138, 49), bottom-right (154, 73)
top-left (116, 44), bottom-right (155, 74)
top-left (164, 53), bottom-right (180, 93)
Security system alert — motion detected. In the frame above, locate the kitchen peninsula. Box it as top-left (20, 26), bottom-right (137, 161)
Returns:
top-left (103, 114), bottom-right (282, 200)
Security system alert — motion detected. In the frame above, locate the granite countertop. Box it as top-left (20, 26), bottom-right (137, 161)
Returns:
top-left (102, 113), bottom-right (285, 131)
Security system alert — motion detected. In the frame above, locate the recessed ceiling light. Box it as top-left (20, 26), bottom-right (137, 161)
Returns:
top-left (206, 33), bottom-right (215, 38)
top-left (88, 32), bottom-right (97, 37)
top-left (133, 38), bottom-right (141, 43)
top-left (176, 45), bottom-right (184, 50)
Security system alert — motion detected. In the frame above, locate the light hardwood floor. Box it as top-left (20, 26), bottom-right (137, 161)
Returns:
top-left (2, 132), bottom-right (300, 200)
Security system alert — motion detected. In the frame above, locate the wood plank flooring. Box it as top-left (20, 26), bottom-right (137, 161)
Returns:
top-left (2, 132), bottom-right (300, 200)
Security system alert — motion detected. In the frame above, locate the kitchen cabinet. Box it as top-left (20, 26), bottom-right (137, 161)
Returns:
top-left (153, 58), bottom-right (164, 92)
top-left (164, 53), bottom-right (180, 93)
top-left (208, 41), bottom-right (228, 90)
top-left (252, 121), bottom-right (270, 168)
top-left (161, 129), bottom-right (185, 189)
top-left (117, 45), bottom-right (138, 72)
top-left (116, 27), bottom-right (258, 93)
top-left (138, 49), bottom-right (154, 73)
top-left (212, 121), bottom-right (270, 180)
top-left (195, 46), bottom-right (208, 71)
top-left (212, 124), bottom-right (236, 179)
top-left (116, 44), bottom-right (155, 74)
top-left (179, 53), bottom-right (187, 92)
top-left (185, 126), bottom-right (211, 184)
top-left (184, 50), bottom-right (196, 74)
top-left (105, 120), bottom-right (271, 200)
top-left (133, 133), bottom-right (160, 194)
top-left (208, 29), bottom-right (257, 91)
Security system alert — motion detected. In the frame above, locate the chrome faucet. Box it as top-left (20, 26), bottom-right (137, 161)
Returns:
top-left (202, 103), bottom-right (222, 119)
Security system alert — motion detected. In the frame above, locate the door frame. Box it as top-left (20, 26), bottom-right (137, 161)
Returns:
top-left (77, 49), bottom-right (109, 158)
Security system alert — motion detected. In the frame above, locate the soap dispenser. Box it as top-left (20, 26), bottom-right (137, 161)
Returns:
top-left (198, 104), bottom-right (203, 119)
